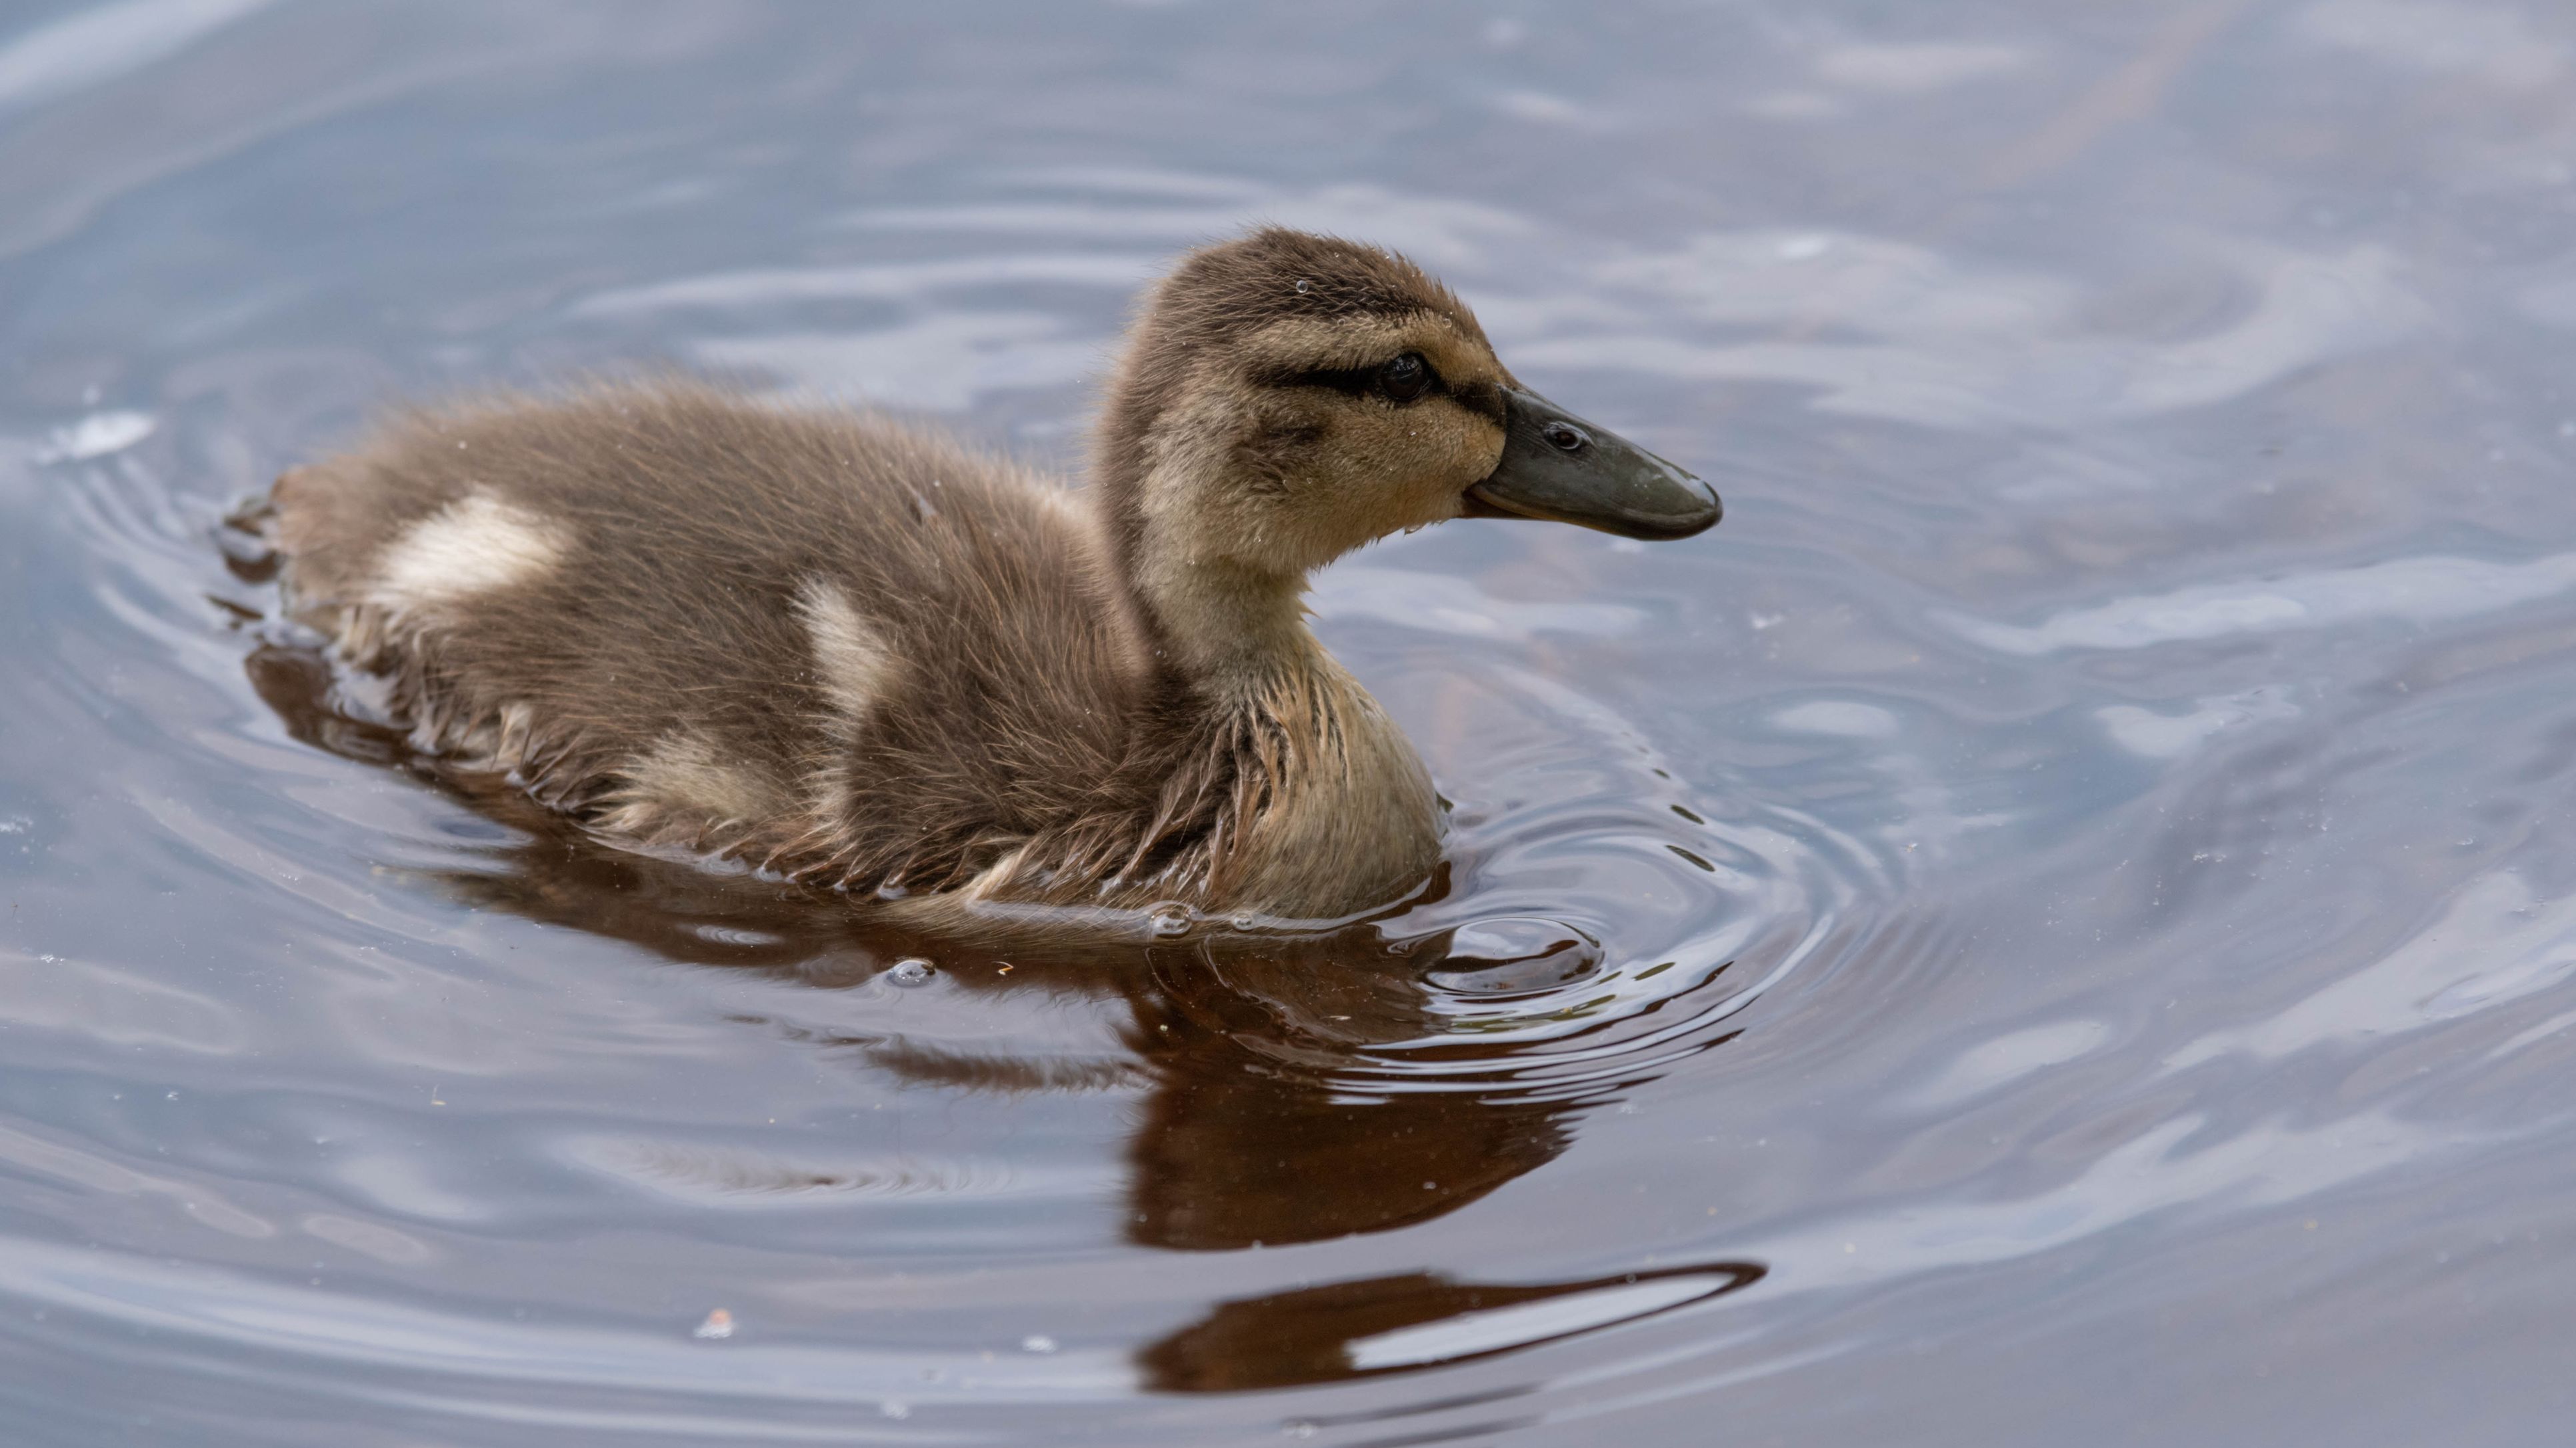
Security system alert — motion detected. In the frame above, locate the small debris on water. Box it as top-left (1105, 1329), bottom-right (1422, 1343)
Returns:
top-left (1021, 1333), bottom-right (1057, 1354)
top-left (880, 1399), bottom-right (911, 1419)
top-left (693, 1307), bottom-right (735, 1340)
top-left (886, 958), bottom-right (935, 987)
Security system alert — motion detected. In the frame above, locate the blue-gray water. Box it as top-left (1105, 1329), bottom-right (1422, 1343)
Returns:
top-left (7, 1), bottom-right (2576, 1443)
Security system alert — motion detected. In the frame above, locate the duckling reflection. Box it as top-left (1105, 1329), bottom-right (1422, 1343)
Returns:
top-left (456, 826), bottom-right (1574, 1247)
top-left (430, 810), bottom-right (1576, 1248)
top-left (249, 635), bottom-right (1751, 1249)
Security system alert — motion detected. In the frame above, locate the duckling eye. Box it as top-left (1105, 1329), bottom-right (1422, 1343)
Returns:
top-left (1377, 352), bottom-right (1431, 403)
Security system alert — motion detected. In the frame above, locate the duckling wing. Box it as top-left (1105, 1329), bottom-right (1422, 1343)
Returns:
top-left (271, 381), bottom-right (1145, 882)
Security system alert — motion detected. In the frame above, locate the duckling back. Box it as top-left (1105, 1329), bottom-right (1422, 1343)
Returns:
top-left (273, 382), bottom-right (1149, 894)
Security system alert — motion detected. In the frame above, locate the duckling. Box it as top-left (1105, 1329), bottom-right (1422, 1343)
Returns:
top-left (266, 227), bottom-right (1719, 923)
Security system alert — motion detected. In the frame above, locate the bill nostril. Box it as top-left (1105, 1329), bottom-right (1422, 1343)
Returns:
top-left (1541, 421), bottom-right (1589, 453)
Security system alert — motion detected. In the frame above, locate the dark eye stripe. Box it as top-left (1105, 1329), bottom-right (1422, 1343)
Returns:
top-left (1253, 357), bottom-right (1457, 402)
top-left (1451, 379), bottom-right (1506, 424)
top-left (1257, 363), bottom-right (1383, 397)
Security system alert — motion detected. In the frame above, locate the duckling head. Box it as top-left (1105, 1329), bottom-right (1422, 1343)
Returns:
top-left (1095, 227), bottom-right (1719, 676)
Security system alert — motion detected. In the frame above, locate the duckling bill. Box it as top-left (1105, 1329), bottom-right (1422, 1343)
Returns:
top-left (266, 227), bottom-right (1720, 923)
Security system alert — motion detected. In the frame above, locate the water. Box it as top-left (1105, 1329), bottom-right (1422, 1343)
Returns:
top-left (5, 0), bottom-right (2576, 1441)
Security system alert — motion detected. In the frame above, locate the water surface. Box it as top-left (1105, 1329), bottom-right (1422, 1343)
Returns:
top-left (7, 1), bottom-right (2576, 1443)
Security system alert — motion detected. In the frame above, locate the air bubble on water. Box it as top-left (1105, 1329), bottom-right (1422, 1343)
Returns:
top-left (1021, 1333), bottom-right (1057, 1354)
top-left (886, 958), bottom-right (935, 988)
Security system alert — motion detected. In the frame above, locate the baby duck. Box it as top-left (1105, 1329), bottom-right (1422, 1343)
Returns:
top-left (268, 228), bottom-right (1720, 923)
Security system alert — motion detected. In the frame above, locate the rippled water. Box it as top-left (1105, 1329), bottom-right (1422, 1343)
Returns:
top-left (8, 1), bottom-right (2576, 1442)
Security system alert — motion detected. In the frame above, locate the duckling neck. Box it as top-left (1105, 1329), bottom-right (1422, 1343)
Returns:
top-left (1129, 553), bottom-right (1319, 688)
top-left (1119, 547), bottom-right (1445, 917)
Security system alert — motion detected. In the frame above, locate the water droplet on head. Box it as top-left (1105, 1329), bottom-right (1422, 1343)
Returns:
top-left (1147, 903), bottom-right (1193, 937)
top-left (886, 957), bottom-right (935, 987)
top-left (1294, 278), bottom-right (1312, 293)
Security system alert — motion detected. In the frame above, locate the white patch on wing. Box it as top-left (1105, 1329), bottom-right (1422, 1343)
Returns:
top-left (795, 576), bottom-right (897, 738)
top-left (372, 491), bottom-right (569, 611)
top-left (609, 733), bottom-right (778, 832)
top-left (963, 845), bottom-right (1028, 901)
